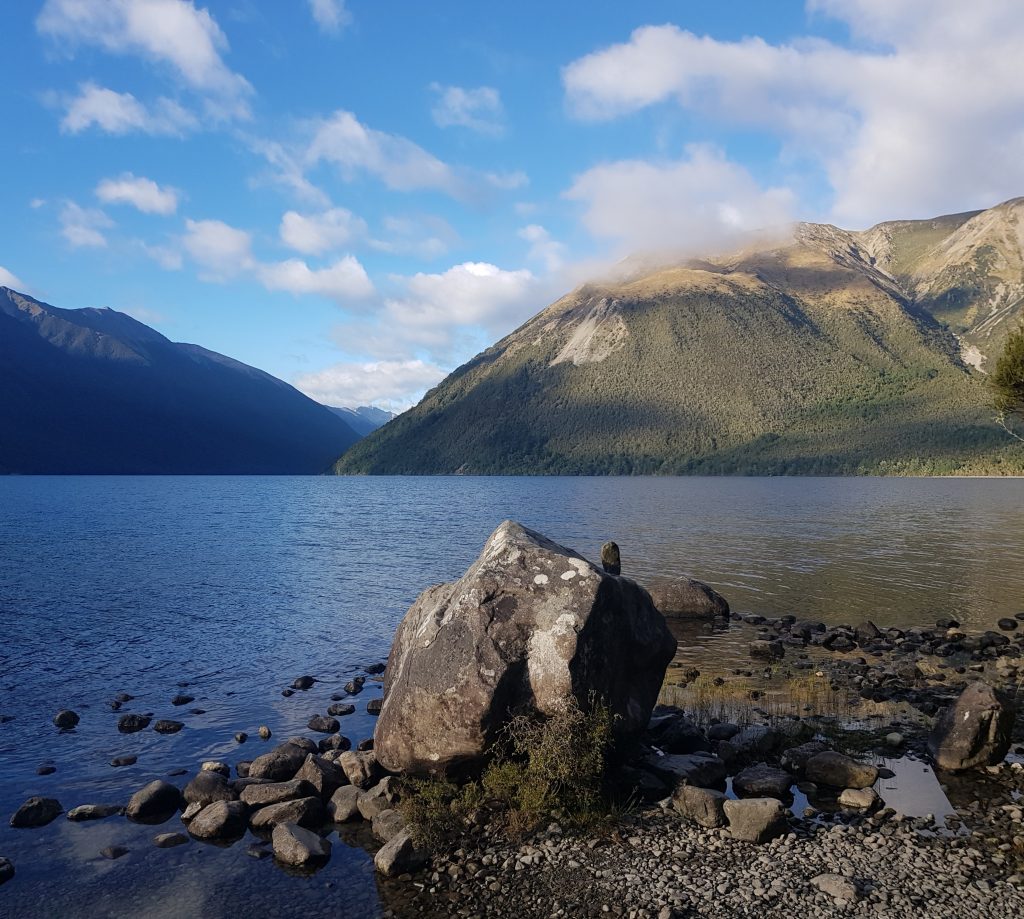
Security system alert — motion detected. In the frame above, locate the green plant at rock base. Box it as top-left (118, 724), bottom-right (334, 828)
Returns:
top-left (400, 696), bottom-right (615, 847)
top-left (991, 323), bottom-right (1024, 442)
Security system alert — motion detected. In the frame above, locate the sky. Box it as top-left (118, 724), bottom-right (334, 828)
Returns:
top-left (2, 0), bottom-right (1023, 410)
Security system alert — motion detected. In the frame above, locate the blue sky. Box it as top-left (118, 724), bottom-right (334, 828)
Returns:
top-left (2, 1), bottom-right (1022, 409)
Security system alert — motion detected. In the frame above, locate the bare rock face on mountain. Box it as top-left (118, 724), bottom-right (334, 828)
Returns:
top-left (374, 521), bottom-right (677, 775)
top-left (928, 681), bottom-right (1014, 772)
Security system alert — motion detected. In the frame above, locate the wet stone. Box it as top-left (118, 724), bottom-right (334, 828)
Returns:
top-left (111, 756), bottom-right (137, 768)
top-left (171, 694), bottom-right (194, 706)
top-left (67, 804), bottom-right (123, 821)
top-left (100, 846), bottom-right (129, 860)
top-left (10, 797), bottom-right (63, 828)
top-left (117, 714), bottom-right (151, 734)
top-left (153, 720), bottom-right (184, 734)
top-left (53, 710), bottom-right (80, 729)
top-left (153, 832), bottom-right (188, 848)
top-left (0, 857), bottom-right (13, 886)
top-left (308, 714), bottom-right (340, 734)
top-left (272, 823), bottom-right (331, 868)
top-left (327, 702), bottom-right (355, 717)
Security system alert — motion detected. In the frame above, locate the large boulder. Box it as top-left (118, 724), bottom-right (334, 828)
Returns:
top-left (374, 521), bottom-right (677, 775)
top-left (805, 752), bottom-right (878, 790)
top-left (647, 577), bottom-right (729, 619)
top-left (928, 681), bottom-right (1014, 771)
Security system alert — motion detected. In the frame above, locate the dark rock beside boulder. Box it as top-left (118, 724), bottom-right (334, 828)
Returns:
top-left (928, 681), bottom-right (1014, 771)
top-left (647, 577), bottom-right (729, 619)
top-left (125, 780), bottom-right (182, 824)
top-left (10, 797), bottom-right (62, 828)
top-left (375, 521), bottom-right (677, 775)
top-left (188, 801), bottom-right (249, 842)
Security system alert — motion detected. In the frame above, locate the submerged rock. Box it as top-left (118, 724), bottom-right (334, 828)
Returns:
top-left (100, 845), bottom-right (129, 860)
top-left (928, 681), bottom-right (1014, 771)
top-left (375, 521), bottom-right (676, 775)
top-left (647, 577), bottom-right (729, 619)
top-left (0, 857), bottom-right (14, 886)
top-left (153, 832), bottom-right (188, 848)
top-left (67, 804), bottom-right (123, 821)
top-left (117, 714), bottom-right (151, 734)
top-left (10, 797), bottom-right (62, 828)
top-left (53, 710), bottom-right (80, 729)
top-left (272, 823), bottom-right (331, 868)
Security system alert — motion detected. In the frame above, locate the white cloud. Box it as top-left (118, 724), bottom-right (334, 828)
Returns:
top-left (308, 0), bottom-right (350, 35)
top-left (369, 214), bottom-right (457, 260)
top-left (60, 83), bottom-right (197, 136)
top-left (518, 224), bottom-right (567, 273)
top-left (0, 266), bottom-right (27, 290)
top-left (181, 218), bottom-right (253, 279)
top-left (181, 216), bottom-right (372, 302)
top-left (430, 84), bottom-right (504, 134)
top-left (60, 201), bottom-right (114, 248)
top-left (562, 8), bottom-right (1024, 225)
top-left (96, 173), bottom-right (179, 214)
top-left (260, 110), bottom-right (525, 203)
top-left (257, 256), bottom-right (374, 303)
top-left (139, 241), bottom-right (184, 270)
top-left (565, 145), bottom-right (794, 254)
top-left (294, 358), bottom-right (446, 411)
top-left (279, 208), bottom-right (366, 255)
top-left (38, 0), bottom-right (252, 119)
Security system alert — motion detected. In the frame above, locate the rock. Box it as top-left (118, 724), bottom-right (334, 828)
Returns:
top-left (732, 764), bottom-right (792, 799)
top-left (855, 621), bottom-right (881, 643)
top-left (805, 752), bottom-right (878, 789)
top-left (886, 732), bottom-right (904, 747)
top-left (153, 832), bottom-right (188, 848)
top-left (67, 804), bottom-right (122, 821)
top-left (248, 741), bottom-right (309, 781)
top-left (344, 678), bottom-right (365, 695)
top-left (307, 714), bottom-right (340, 734)
top-left (838, 787), bottom-right (880, 810)
top-left (365, 663), bottom-right (386, 675)
top-left (184, 771), bottom-right (237, 806)
top-left (249, 796), bottom-right (325, 830)
top-left (707, 722), bottom-right (740, 742)
top-left (235, 762), bottom-right (251, 778)
top-left (10, 797), bottom-right (62, 828)
top-left (53, 709), bottom-right (79, 729)
top-left (188, 801), bottom-right (249, 841)
top-left (749, 639), bottom-right (784, 660)
top-left (234, 732), bottom-right (247, 744)
top-left (0, 857), bottom-right (13, 886)
top-left (338, 751), bottom-right (383, 789)
top-left (153, 720), bottom-right (183, 734)
top-left (780, 741), bottom-right (829, 775)
top-left (171, 694), bottom-right (194, 706)
top-left (317, 734), bottom-right (351, 754)
top-left (287, 737), bottom-right (319, 754)
top-left (647, 577), bottom-right (729, 619)
top-left (181, 802), bottom-right (202, 821)
top-left (110, 755), bottom-right (137, 768)
top-left (240, 778), bottom-right (315, 807)
top-left (998, 618), bottom-right (1018, 631)
top-left (201, 761), bottom-right (230, 776)
top-left (36, 764), bottom-right (56, 776)
top-left (374, 827), bottom-right (427, 877)
top-left (366, 699), bottom-right (383, 715)
top-left (292, 676), bottom-right (316, 690)
top-left (357, 791), bottom-right (389, 821)
top-left (272, 823), bottom-right (331, 868)
top-left (357, 738), bottom-right (374, 752)
top-left (371, 808), bottom-right (406, 842)
top-left (328, 786), bottom-right (362, 822)
top-left (672, 785), bottom-right (727, 828)
top-left (728, 725), bottom-right (781, 760)
top-left (125, 780), bottom-right (182, 824)
top-left (293, 754), bottom-right (348, 800)
top-left (812, 873), bottom-right (859, 903)
top-left (258, 726), bottom-right (272, 740)
top-left (327, 702), bottom-right (355, 717)
top-left (600, 541), bottom-right (621, 575)
top-left (723, 797), bottom-right (787, 843)
top-left (101, 846), bottom-right (129, 860)
top-left (117, 713), bottom-right (151, 733)
top-left (928, 681), bottom-right (1014, 771)
top-left (640, 752), bottom-right (727, 789)
top-left (375, 521), bottom-right (677, 774)
top-left (649, 714), bottom-right (711, 754)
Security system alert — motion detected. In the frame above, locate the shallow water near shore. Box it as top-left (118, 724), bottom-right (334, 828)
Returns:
top-left (1, 475), bottom-right (1023, 917)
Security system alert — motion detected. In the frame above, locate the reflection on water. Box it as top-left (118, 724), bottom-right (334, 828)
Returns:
top-left (877, 757), bottom-right (958, 828)
top-left (0, 475), bottom-right (1022, 916)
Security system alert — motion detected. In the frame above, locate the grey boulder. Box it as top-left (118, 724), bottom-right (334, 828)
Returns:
top-left (375, 521), bottom-right (677, 775)
top-left (374, 828), bottom-right (428, 877)
top-left (328, 786), bottom-right (362, 823)
top-left (249, 796), bottom-right (325, 830)
top-left (293, 754), bottom-right (348, 799)
top-left (337, 751), bottom-right (383, 789)
top-left (672, 785), bottom-right (727, 828)
top-left (66, 804), bottom-right (123, 822)
top-left (928, 681), bottom-right (1014, 771)
top-left (126, 780), bottom-right (182, 824)
top-left (248, 741), bottom-right (310, 781)
top-left (240, 778), bottom-right (315, 807)
top-left (723, 797), bottom-right (787, 843)
top-left (188, 801), bottom-right (249, 841)
top-left (272, 823), bottom-right (331, 868)
top-left (183, 771), bottom-right (237, 806)
top-left (732, 763), bottom-right (792, 799)
top-left (647, 577), bottom-right (729, 619)
top-left (805, 752), bottom-right (878, 789)
top-left (10, 797), bottom-right (63, 828)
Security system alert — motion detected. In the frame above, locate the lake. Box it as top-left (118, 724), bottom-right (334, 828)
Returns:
top-left (1, 475), bottom-right (1023, 916)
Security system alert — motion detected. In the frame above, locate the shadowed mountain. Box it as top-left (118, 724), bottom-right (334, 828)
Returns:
top-left (334, 198), bottom-right (1024, 476)
top-left (328, 405), bottom-right (396, 437)
top-left (0, 287), bottom-right (360, 474)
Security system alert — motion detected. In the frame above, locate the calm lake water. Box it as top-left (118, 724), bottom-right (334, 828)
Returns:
top-left (1, 476), bottom-right (1023, 917)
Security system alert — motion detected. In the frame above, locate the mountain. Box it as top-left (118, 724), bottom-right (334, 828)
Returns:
top-left (0, 287), bottom-right (360, 474)
top-left (334, 198), bottom-right (1024, 476)
top-left (327, 405), bottom-right (396, 437)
